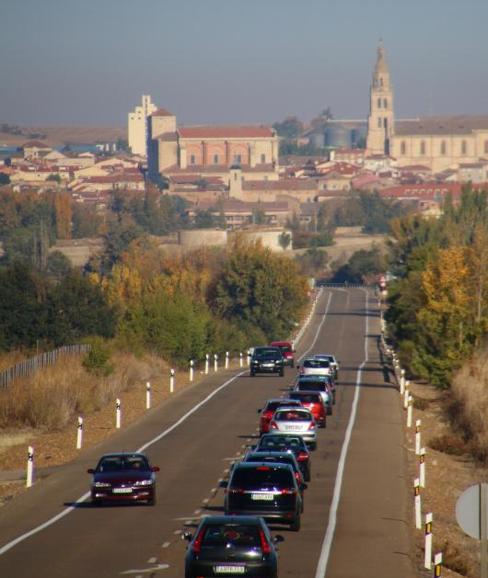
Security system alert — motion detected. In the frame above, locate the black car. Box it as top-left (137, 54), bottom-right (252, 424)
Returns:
top-left (224, 462), bottom-right (302, 531)
top-left (254, 434), bottom-right (311, 482)
top-left (183, 515), bottom-right (283, 578)
top-left (250, 347), bottom-right (284, 377)
top-left (87, 452), bottom-right (159, 506)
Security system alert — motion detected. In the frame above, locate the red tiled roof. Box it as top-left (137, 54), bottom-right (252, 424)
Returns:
top-left (379, 182), bottom-right (462, 199)
top-left (178, 125), bottom-right (274, 139)
top-left (242, 179), bottom-right (318, 191)
top-left (152, 108), bottom-right (174, 117)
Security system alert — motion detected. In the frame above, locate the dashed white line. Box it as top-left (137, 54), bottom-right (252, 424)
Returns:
top-left (162, 542), bottom-right (170, 549)
top-left (147, 557), bottom-right (157, 564)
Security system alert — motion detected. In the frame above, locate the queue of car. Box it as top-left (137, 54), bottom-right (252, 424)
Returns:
top-left (86, 340), bottom-right (339, 577)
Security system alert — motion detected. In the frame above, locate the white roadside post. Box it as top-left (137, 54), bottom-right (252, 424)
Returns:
top-left (225, 351), bottom-right (229, 369)
top-left (239, 352), bottom-right (243, 368)
top-left (420, 447), bottom-right (426, 488)
top-left (400, 369), bottom-right (406, 393)
top-left (214, 354), bottom-right (218, 372)
top-left (414, 478), bottom-right (422, 530)
top-left (189, 359), bottom-right (194, 382)
top-left (146, 381), bottom-right (151, 410)
top-left (434, 552), bottom-right (443, 577)
top-left (407, 395), bottom-right (413, 428)
top-left (170, 369), bottom-right (175, 393)
top-left (403, 385), bottom-right (410, 410)
top-left (116, 398), bottom-right (121, 429)
top-left (76, 416), bottom-right (83, 450)
top-left (26, 446), bottom-right (34, 488)
top-left (415, 419), bottom-right (422, 455)
top-left (205, 354), bottom-right (209, 375)
top-left (424, 512), bottom-right (433, 569)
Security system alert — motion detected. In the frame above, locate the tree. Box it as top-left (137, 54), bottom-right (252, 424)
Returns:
top-left (0, 173), bottom-right (10, 185)
top-left (54, 192), bottom-right (72, 239)
top-left (47, 174), bottom-right (62, 183)
top-left (278, 232), bottom-right (292, 251)
top-left (272, 116), bottom-right (303, 139)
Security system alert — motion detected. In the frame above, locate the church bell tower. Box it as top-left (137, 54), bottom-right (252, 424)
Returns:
top-left (366, 42), bottom-right (394, 155)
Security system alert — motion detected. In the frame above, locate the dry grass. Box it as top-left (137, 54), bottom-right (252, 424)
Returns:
top-left (450, 349), bottom-right (488, 463)
top-left (0, 351), bottom-right (167, 431)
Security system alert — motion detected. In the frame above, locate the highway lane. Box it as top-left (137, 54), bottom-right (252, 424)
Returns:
top-left (0, 288), bottom-right (413, 577)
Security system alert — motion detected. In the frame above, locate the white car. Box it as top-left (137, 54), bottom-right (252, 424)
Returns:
top-left (268, 406), bottom-right (317, 449)
top-left (298, 357), bottom-right (332, 377)
top-left (314, 354), bottom-right (340, 379)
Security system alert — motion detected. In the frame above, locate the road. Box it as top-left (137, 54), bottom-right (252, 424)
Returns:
top-left (0, 288), bottom-right (415, 578)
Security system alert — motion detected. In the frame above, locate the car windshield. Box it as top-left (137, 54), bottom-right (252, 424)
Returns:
top-left (274, 410), bottom-right (312, 421)
top-left (303, 359), bottom-right (329, 368)
top-left (201, 524), bottom-right (261, 547)
top-left (258, 436), bottom-right (306, 452)
top-left (97, 455), bottom-right (149, 472)
top-left (232, 466), bottom-right (293, 487)
top-left (254, 348), bottom-right (280, 359)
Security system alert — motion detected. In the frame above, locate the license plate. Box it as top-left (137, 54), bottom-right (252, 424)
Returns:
top-left (285, 425), bottom-right (302, 431)
top-left (113, 487), bottom-right (133, 494)
top-left (214, 565), bottom-right (245, 574)
top-left (262, 363), bottom-right (274, 368)
top-left (251, 492), bottom-right (274, 501)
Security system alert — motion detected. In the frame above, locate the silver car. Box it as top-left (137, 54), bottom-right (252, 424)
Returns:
top-left (314, 354), bottom-right (340, 379)
top-left (268, 406), bottom-right (317, 450)
top-left (298, 357), bottom-right (332, 378)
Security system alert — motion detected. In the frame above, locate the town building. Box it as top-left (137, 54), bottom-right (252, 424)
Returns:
top-left (128, 95), bottom-right (157, 156)
top-left (366, 44), bottom-right (488, 173)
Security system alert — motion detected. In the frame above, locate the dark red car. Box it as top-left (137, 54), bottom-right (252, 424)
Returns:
top-left (270, 341), bottom-right (295, 367)
top-left (258, 398), bottom-right (302, 435)
top-left (87, 452), bottom-right (159, 506)
top-left (288, 390), bottom-right (327, 428)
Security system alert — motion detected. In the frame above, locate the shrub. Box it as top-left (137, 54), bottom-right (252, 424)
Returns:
top-left (82, 338), bottom-right (114, 377)
top-left (428, 434), bottom-right (467, 456)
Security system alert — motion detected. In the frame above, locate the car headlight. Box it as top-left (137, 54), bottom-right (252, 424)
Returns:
top-left (93, 482), bottom-right (111, 488)
top-left (133, 479), bottom-right (154, 486)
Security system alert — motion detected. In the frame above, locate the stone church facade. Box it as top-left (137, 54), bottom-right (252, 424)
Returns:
top-left (366, 44), bottom-right (488, 173)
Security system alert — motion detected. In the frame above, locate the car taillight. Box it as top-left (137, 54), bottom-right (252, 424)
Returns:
top-left (192, 528), bottom-right (205, 554)
top-left (280, 488), bottom-right (297, 495)
top-left (259, 529), bottom-right (272, 555)
top-left (226, 487), bottom-right (244, 495)
top-left (270, 421), bottom-right (278, 430)
top-left (295, 472), bottom-right (301, 482)
top-left (297, 451), bottom-right (308, 462)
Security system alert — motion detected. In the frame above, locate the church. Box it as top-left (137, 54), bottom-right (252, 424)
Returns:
top-left (366, 44), bottom-right (488, 173)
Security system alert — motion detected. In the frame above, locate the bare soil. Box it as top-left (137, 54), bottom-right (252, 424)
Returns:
top-left (404, 380), bottom-right (484, 578)
top-left (0, 125), bottom-right (126, 147)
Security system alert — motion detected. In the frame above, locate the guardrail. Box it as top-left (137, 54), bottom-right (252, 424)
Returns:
top-left (315, 282), bottom-right (367, 288)
top-left (0, 344), bottom-right (91, 388)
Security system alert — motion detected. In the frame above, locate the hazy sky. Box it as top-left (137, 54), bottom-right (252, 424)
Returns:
top-left (1, 0), bottom-right (487, 127)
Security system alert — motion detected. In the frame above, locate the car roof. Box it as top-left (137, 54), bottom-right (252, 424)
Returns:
top-left (98, 452), bottom-right (147, 459)
top-left (246, 451), bottom-right (298, 461)
top-left (297, 374), bottom-right (330, 382)
top-left (270, 341), bottom-right (291, 346)
top-left (199, 515), bottom-right (264, 526)
top-left (233, 461), bottom-right (293, 470)
top-left (274, 406), bottom-right (312, 413)
top-left (290, 390), bottom-right (322, 399)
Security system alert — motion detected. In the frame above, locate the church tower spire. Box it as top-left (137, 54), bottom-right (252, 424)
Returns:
top-left (366, 42), bottom-right (395, 155)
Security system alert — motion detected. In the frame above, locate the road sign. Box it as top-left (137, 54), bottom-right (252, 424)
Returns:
top-left (456, 483), bottom-right (488, 578)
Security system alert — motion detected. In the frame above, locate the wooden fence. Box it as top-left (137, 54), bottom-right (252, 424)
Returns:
top-left (0, 344), bottom-right (91, 388)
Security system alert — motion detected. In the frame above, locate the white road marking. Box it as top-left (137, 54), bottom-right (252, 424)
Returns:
top-left (147, 557), bottom-right (157, 564)
top-left (173, 530), bottom-right (181, 535)
top-left (161, 542), bottom-right (170, 548)
top-left (314, 289), bottom-right (370, 578)
top-left (193, 509), bottom-right (201, 515)
top-left (0, 370), bottom-right (247, 556)
top-left (202, 498), bottom-right (210, 504)
top-left (120, 564), bottom-right (169, 575)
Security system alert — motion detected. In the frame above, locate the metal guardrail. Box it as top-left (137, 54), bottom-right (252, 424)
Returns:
top-left (0, 344), bottom-right (91, 388)
top-left (315, 282), bottom-right (367, 288)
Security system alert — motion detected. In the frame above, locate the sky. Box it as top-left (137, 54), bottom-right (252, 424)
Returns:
top-left (1, 0), bottom-right (487, 127)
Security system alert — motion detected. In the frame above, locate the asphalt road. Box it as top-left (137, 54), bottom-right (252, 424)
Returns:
top-left (0, 288), bottom-right (415, 578)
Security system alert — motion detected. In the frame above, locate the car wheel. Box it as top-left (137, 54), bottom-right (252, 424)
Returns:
top-left (327, 405), bottom-right (333, 416)
top-left (290, 514), bottom-right (301, 532)
top-left (279, 368), bottom-right (284, 377)
top-left (304, 469), bottom-right (311, 482)
top-left (250, 370), bottom-right (255, 377)
top-left (92, 498), bottom-right (103, 507)
top-left (147, 494), bottom-right (156, 506)
top-left (309, 442), bottom-right (317, 451)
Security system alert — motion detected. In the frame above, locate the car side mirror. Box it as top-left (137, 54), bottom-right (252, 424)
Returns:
top-left (152, 466), bottom-right (160, 472)
top-left (273, 535), bottom-right (285, 543)
top-left (87, 468), bottom-right (94, 474)
top-left (182, 532), bottom-right (193, 542)
top-left (246, 444), bottom-right (256, 450)
top-left (257, 408), bottom-right (262, 413)
top-left (296, 365), bottom-right (300, 370)
top-left (301, 483), bottom-right (308, 491)
top-left (219, 479), bottom-right (228, 488)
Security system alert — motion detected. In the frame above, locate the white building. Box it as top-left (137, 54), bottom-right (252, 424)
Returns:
top-left (128, 95), bottom-right (158, 157)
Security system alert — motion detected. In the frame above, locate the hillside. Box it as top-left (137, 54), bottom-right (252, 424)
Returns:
top-left (0, 125), bottom-right (126, 147)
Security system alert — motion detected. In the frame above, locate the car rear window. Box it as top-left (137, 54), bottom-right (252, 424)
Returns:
top-left (246, 455), bottom-right (297, 470)
top-left (254, 348), bottom-right (280, 358)
top-left (274, 409), bottom-right (312, 421)
top-left (258, 436), bottom-right (306, 451)
top-left (290, 393), bottom-right (321, 404)
top-left (303, 359), bottom-right (329, 368)
top-left (297, 382), bottom-right (326, 392)
top-left (97, 456), bottom-right (149, 472)
top-left (202, 524), bottom-right (261, 547)
top-left (232, 466), bottom-right (294, 487)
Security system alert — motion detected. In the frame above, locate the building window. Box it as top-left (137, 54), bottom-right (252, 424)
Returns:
top-left (190, 154), bottom-right (196, 165)
top-left (213, 154), bottom-right (219, 164)
top-left (461, 140), bottom-right (467, 155)
top-left (380, 77), bottom-right (384, 87)
top-left (440, 141), bottom-right (446, 156)
top-left (400, 141), bottom-right (406, 155)
top-left (377, 117), bottom-right (382, 128)
top-left (377, 98), bottom-right (381, 108)
top-left (383, 98), bottom-right (388, 108)
top-left (233, 154), bottom-right (242, 164)
top-left (420, 141), bottom-right (426, 156)
top-left (261, 153), bottom-right (266, 164)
